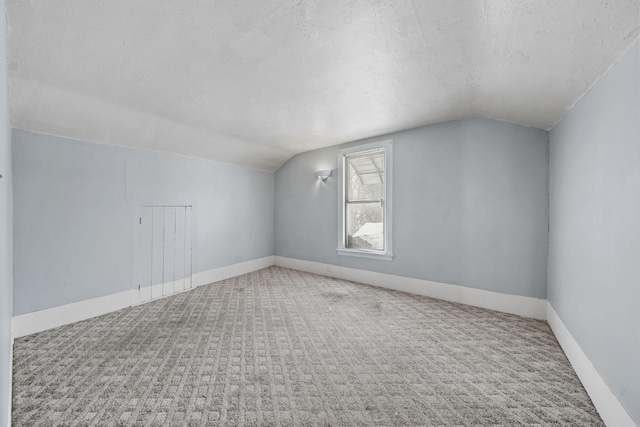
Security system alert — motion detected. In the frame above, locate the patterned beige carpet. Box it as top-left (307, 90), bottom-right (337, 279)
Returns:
top-left (13, 266), bottom-right (603, 426)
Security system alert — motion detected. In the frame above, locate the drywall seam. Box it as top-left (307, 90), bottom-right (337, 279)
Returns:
top-left (12, 256), bottom-right (275, 337)
top-left (275, 256), bottom-right (547, 319)
top-left (547, 303), bottom-right (637, 427)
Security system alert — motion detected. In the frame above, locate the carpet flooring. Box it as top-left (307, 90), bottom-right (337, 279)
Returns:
top-left (12, 266), bottom-right (603, 426)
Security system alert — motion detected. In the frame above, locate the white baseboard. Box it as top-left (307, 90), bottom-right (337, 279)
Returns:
top-left (133, 279), bottom-right (196, 306)
top-left (274, 256), bottom-right (547, 319)
top-left (193, 256), bottom-right (275, 287)
top-left (7, 320), bottom-right (13, 427)
top-left (13, 289), bottom-right (133, 338)
top-left (547, 303), bottom-right (636, 427)
top-left (12, 256), bottom-right (275, 338)
top-left (11, 254), bottom-right (635, 426)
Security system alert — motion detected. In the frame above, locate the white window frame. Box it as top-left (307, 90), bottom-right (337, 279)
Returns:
top-left (337, 139), bottom-right (393, 260)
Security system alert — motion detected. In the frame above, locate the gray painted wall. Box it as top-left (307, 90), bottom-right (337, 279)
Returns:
top-left (275, 118), bottom-right (549, 298)
top-left (12, 130), bottom-right (274, 315)
top-left (548, 40), bottom-right (640, 423)
top-left (0, 0), bottom-right (12, 424)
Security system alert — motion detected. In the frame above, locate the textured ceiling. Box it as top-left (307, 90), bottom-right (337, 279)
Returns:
top-left (6, 0), bottom-right (640, 171)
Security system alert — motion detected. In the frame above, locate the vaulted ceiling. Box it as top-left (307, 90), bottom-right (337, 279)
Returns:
top-left (6, 0), bottom-right (640, 171)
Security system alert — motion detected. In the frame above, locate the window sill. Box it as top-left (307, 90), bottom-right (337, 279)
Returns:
top-left (336, 249), bottom-right (394, 261)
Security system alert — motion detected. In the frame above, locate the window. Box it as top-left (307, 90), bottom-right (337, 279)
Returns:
top-left (337, 140), bottom-right (393, 260)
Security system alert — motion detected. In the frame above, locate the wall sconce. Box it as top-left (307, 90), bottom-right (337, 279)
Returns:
top-left (316, 170), bottom-right (332, 182)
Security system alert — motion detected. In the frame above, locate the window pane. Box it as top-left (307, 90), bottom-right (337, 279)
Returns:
top-left (338, 141), bottom-right (392, 259)
top-left (346, 202), bottom-right (384, 250)
top-left (346, 151), bottom-right (384, 202)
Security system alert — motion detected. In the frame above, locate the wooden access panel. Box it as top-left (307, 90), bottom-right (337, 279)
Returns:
top-left (135, 205), bottom-right (193, 303)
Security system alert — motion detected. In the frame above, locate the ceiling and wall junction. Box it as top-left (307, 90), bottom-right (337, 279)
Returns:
top-left (6, 0), bottom-right (640, 171)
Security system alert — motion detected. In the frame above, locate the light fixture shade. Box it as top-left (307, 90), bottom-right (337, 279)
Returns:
top-left (316, 170), bottom-right (332, 181)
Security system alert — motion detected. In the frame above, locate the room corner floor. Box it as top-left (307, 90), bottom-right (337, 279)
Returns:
top-left (12, 266), bottom-right (603, 426)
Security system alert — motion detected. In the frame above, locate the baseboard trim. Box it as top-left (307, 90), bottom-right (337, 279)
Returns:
top-left (193, 256), bottom-right (275, 287)
top-left (12, 256), bottom-right (275, 338)
top-left (11, 255), bottom-right (635, 425)
top-left (274, 256), bottom-right (547, 319)
top-left (13, 289), bottom-right (133, 338)
top-left (547, 303), bottom-right (636, 427)
top-left (7, 320), bottom-right (13, 427)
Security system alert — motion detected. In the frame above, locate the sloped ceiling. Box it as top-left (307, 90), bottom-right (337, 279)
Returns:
top-left (6, 0), bottom-right (640, 171)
